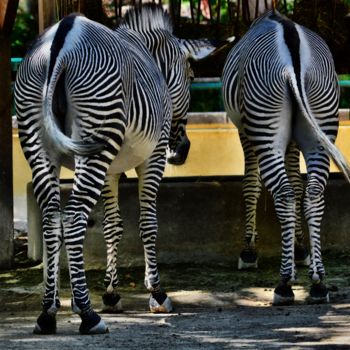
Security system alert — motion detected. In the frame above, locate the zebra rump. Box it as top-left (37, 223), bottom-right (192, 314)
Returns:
top-left (272, 14), bottom-right (350, 182)
top-left (42, 14), bottom-right (107, 156)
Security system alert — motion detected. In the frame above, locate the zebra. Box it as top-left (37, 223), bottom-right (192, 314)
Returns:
top-left (119, 4), bottom-right (233, 166)
top-left (15, 12), bottom-right (172, 335)
top-left (15, 5), bottom-right (226, 334)
top-left (100, 4), bottom-right (234, 313)
top-left (222, 10), bottom-right (350, 305)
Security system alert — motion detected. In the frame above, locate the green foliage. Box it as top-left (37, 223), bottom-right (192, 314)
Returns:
top-left (11, 5), bottom-right (38, 57)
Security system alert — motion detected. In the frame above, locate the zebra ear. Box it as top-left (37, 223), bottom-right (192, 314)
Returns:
top-left (179, 36), bottom-right (235, 61)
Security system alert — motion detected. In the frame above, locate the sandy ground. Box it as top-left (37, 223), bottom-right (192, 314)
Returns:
top-left (1, 252), bottom-right (350, 350)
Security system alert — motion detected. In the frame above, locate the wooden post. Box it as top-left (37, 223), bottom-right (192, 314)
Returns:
top-left (0, 0), bottom-right (19, 269)
top-left (38, 0), bottom-right (56, 33)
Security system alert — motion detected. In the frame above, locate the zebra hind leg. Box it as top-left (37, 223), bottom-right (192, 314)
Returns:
top-left (64, 211), bottom-right (109, 334)
top-left (258, 159), bottom-right (297, 305)
top-left (62, 157), bottom-right (110, 334)
top-left (304, 170), bottom-right (329, 304)
top-left (34, 214), bottom-right (61, 334)
top-left (238, 133), bottom-right (261, 270)
top-left (272, 184), bottom-right (297, 306)
top-left (101, 174), bottom-right (123, 313)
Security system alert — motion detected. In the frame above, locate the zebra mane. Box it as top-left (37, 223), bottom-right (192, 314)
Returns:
top-left (121, 3), bottom-right (173, 33)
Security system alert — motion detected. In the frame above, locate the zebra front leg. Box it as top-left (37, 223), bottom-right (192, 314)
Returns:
top-left (167, 112), bottom-right (190, 165)
top-left (101, 174), bottom-right (123, 313)
top-left (238, 133), bottom-right (261, 270)
top-left (138, 200), bottom-right (172, 313)
top-left (136, 144), bottom-right (172, 313)
top-left (167, 132), bottom-right (191, 165)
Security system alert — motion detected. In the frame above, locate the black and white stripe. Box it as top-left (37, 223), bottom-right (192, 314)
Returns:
top-left (15, 10), bottom-right (173, 334)
top-left (222, 10), bottom-right (350, 304)
top-left (120, 3), bottom-right (233, 165)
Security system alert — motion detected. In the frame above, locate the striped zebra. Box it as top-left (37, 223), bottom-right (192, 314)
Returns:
top-left (120, 4), bottom-right (233, 166)
top-left (102, 4), bottom-right (233, 313)
top-left (222, 10), bottom-right (350, 305)
top-left (15, 5), bottom-right (224, 334)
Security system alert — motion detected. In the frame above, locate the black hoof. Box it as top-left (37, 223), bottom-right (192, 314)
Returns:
top-left (295, 245), bottom-right (311, 266)
top-left (308, 282), bottom-right (329, 304)
top-left (238, 249), bottom-right (258, 269)
top-left (149, 291), bottom-right (173, 313)
top-left (273, 283), bottom-right (295, 305)
top-left (79, 309), bottom-right (108, 335)
top-left (101, 292), bottom-right (123, 313)
top-left (151, 291), bottom-right (168, 305)
top-left (33, 311), bottom-right (57, 335)
top-left (167, 137), bottom-right (191, 165)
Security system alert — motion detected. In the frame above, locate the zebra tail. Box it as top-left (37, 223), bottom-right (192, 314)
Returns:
top-left (288, 72), bottom-right (350, 183)
top-left (42, 62), bottom-right (104, 156)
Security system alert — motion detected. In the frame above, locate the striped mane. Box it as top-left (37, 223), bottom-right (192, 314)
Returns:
top-left (121, 3), bottom-right (173, 33)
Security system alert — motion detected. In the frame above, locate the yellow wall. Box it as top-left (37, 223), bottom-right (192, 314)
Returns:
top-left (12, 120), bottom-right (350, 222)
top-left (13, 120), bottom-right (350, 196)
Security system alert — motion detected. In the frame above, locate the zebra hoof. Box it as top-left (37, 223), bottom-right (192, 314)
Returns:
top-left (101, 292), bottom-right (123, 313)
top-left (295, 245), bottom-right (311, 266)
top-left (167, 137), bottom-right (191, 165)
top-left (273, 283), bottom-right (295, 306)
top-left (238, 249), bottom-right (258, 270)
top-left (308, 282), bottom-right (329, 304)
top-left (33, 311), bottom-right (57, 334)
top-left (149, 291), bottom-right (173, 313)
top-left (79, 310), bottom-right (109, 335)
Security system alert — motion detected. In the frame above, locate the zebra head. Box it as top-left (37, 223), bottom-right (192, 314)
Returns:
top-left (120, 3), bottom-right (234, 165)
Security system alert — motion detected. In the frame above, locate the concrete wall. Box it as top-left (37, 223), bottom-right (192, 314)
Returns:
top-left (27, 176), bottom-right (350, 269)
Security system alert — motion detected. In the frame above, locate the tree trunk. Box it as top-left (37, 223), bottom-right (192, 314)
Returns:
top-left (0, 0), bottom-right (19, 269)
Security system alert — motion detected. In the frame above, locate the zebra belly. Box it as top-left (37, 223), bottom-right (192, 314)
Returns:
top-left (108, 133), bottom-right (158, 174)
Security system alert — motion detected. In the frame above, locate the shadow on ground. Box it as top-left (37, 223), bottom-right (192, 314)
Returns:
top-left (0, 250), bottom-right (350, 349)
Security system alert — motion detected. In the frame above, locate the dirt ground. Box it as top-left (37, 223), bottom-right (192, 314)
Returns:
top-left (1, 246), bottom-right (350, 349)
